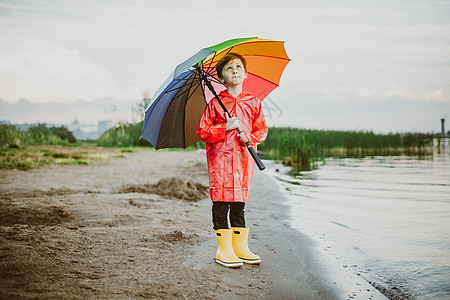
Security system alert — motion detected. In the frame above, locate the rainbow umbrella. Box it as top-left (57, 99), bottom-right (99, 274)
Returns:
top-left (140, 37), bottom-right (290, 168)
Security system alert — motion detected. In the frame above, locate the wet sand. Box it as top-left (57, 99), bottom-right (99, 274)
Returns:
top-left (1, 149), bottom-right (366, 299)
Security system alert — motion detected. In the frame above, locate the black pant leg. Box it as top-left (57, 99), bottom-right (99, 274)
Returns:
top-left (212, 202), bottom-right (229, 230)
top-left (229, 202), bottom-right (245, 228)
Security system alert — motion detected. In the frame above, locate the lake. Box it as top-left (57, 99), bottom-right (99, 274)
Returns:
top-left (266, 139), bottom-right (450, 299)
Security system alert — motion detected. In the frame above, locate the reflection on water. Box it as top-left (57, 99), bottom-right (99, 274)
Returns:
top-left (268, 139), bottom-right (450, 299)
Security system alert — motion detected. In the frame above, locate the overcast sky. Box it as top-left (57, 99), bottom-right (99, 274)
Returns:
top-left (1, 0), bottom-right (449, 133)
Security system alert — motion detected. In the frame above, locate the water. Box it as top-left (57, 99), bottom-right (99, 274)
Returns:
top-left (266, 140), bottom-right (450, 299)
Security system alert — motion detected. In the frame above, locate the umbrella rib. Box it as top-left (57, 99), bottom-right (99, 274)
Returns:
top-left (144, 71), bottom-right (193, 134)
top-left (243, 54), bottom-right (292, 61)
top-left (186, 82), bottom-right (201, 100)
top-left (162, 70), bottom-right (196, 94)
top-left (198, 68), bottom-right (207, 100)
top-left (201, 68), bottom-right (224, 86)
top-left (185, 73), bottom-right (202, 99)
top-left (247, 71), bottom-right (280, 87)
top-left (203, 51), bottom-right (217, 71)
top-left (200, 66), bottom-right (218, 78)
top-left (202, 54), bottom-right (290, 70)
top-left (170, 80), bottom-right (200, 102)
top-left (201, 40), bottom-right (290, 66)
top-left (225, 46), bottom-right (234, 55)
top-left (201, 55), bottom-right (283, 89)
top-left (166, 73), bottom-right (203, 103)
top-left (177, 70), bottom-right (201, 147)
top-left (198, 68), bottom-right (215, 98)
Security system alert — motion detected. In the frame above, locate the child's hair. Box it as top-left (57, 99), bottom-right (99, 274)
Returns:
top-left (215, 53), bottom-right (247, 80)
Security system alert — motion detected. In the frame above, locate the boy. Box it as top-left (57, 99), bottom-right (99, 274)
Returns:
top-left (196, 53), bottom-right (268, 268)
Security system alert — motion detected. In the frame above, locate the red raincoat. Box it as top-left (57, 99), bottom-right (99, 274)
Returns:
top-left (196, 90), bottom-right (268, 202)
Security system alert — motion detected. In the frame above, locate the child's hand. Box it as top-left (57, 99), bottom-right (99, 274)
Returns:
top-left (238, 132), bottom-right (249, 144)
top-left (226, 115), bottom-right (240, 131)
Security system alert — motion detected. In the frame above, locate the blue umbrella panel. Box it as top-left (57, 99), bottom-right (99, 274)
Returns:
top-left (141, 67), bottom-right (212, 149)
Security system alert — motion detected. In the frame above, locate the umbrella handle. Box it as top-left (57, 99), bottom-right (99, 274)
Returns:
top-left (236, 127), bottom-right (265, 171)
top-left (200, 70), bottom-right (265, 171)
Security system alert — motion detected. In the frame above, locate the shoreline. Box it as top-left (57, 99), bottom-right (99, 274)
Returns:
top-left (183, 156), bottom-right (339, 299)
top-left (262, 160), bottom-right (387, 299)
top-left (0, 150), bottom-right (382, 299)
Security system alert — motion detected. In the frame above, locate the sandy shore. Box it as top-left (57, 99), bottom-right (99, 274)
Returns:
top-left (0, 149), bottom-right (380, 299)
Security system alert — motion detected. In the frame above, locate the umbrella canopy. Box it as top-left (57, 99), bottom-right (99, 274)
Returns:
top-left (140, 37), bottom-right (290, 150)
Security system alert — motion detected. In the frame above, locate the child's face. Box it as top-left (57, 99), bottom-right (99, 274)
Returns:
top-left (220, 58), bottom-right (247, 87)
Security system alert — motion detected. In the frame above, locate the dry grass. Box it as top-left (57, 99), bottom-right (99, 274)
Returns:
top-left (0, 145), bottom-right (126, 170)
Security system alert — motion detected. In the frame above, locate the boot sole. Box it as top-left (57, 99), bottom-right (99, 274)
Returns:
top-left (215, 258), bottom-right (243, 268)
top-left (239, 257), bottom-right (261, 264)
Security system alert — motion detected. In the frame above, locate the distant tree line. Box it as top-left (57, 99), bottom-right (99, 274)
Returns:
top-left (0, 124), bottom-right (77, 148)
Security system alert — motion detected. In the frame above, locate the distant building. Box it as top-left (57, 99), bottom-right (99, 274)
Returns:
top-left (14, 123), bottom-right (32, 131)
top-left (66, 118), bottom-right (97, 140)
top-left (98, 120), bottom-right (113, 137)
top-left (68, 119), bottom-right (114, 140)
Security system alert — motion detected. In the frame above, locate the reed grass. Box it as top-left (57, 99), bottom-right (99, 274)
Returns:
top-left (97, 121), bottom-right (150, 147)
top-left (258, 127), bottom-right (435, 171)
top-left (97, 121), bottom-right (205, 150)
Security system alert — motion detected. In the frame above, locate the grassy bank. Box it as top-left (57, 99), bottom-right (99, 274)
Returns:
top-left (0, 146), bottom-right (127, 170)
top-left (0, 124), bottom-right (127, 170)
top-left (258, 127), bottom-right (435, 171)
top-left (0, 123), bottom-right (198, 170)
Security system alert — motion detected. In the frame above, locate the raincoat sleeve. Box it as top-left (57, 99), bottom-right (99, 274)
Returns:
top-left (243, 99), bottom-right (268, 146)
top-left (196, 101), bottom-right (227, 144)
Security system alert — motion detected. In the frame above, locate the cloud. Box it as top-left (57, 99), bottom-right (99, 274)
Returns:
top-left (268, 94), bottom-right (449, 133)
top-left (0, 97), bottom-right (136, 124)
top-left (382, 85), bottom-right (448, 103)
top-left (356, 87), bottom-right (378, 98)
top-left (421, 89), bottom-right (444, 103)
top-left (383, 84), bottom-right (418, 101)
top-left (0, 42), bottom-right (140, 103)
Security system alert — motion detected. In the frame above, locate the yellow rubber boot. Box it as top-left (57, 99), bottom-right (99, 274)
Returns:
top-left (232, 227), bottom-right (261, 264)
top-left (215, 229), bottom-right (243, 268)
